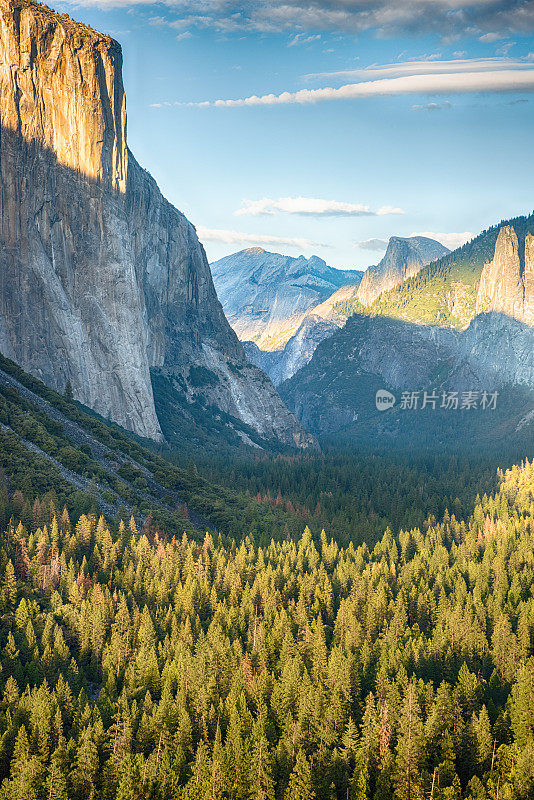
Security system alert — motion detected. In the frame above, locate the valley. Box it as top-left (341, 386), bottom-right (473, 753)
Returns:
top-left (0, 1), bottom-right (532, 799)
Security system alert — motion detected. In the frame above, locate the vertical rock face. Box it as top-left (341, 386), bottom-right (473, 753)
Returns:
top-left (0, 0), bottom-right (313, 447)
top-left (476, 226), bottom-right (534, 325)
top-left (356, 236), bottom-right (449, 307)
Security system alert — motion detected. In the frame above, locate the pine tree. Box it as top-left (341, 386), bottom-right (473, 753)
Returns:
top-left (4, 725), bottom-right (40, 800)
top-left (73, 727), bottom-right (98, 799)
top-left (4, 559), bottom-right (17, 606)
top-left (47, 738), bottom-right (69, 800)
top-left (284, 750), bottom-right (315, 800)
top-left (394, 684), bottom-right (424, 800)
top-left (473, 706), bottom-right (493, 772)
top-left (350, 763), bottom-right (369, 800)
top-left (249, 705), bottom-right (275, 800)
top-left (116, 753), bottom-right (138, 800)
top-left (182, 741), bottom-right (212, 800)
top-left (210, 721), bottom-right (225, 800)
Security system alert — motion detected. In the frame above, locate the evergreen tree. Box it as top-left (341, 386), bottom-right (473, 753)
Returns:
top-left (284, 750), bottom-right (315, 800)
top-left (394, 684), bottom-right (424, 800)
top-left (3, 560), bottom-right (16, 606)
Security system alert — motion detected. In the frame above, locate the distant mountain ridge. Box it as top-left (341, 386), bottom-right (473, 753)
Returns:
top-left (210, 247), bottom-right (362, 350)
top-left (279, 219), bottom-right (534, 450)
top-left (280, 311), bottom-right (534, 449)
top-left (370, 212), bottom-right (534, 328)
top-left (242, 235), bottom-right (448, 385)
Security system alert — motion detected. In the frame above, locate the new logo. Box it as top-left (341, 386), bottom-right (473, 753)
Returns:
top-left (376, 390), bottom-right (396, 411)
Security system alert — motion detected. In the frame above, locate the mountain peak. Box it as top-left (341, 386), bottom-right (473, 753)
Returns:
top-left (1, 0), bottom-right (114, 40)
top-left (356, 235), bottom-right (449, 306)
top-left (0, 0), bottom-right (313, 449)
top-left (211, 248), bottom-right (362, 350)
top-left (476, 225), bottom-right (534, 325)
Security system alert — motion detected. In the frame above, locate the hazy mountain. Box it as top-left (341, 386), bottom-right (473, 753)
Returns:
top-left (280, 312), bottom-right (534, 450)
top-left (356, 236), bottom-right (450, 306)
top-left (0, 0), bottom-right (313, 450)
top-left (279, 224), bottom-right (534, 449)
top-left (243, 237), bottom-right (448, 385)
top-left (244, 314), bottom-right (340, 386)
top-left (211, 248), bottom-right (362, 350)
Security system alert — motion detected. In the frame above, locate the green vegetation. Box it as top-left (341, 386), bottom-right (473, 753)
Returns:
top-left (1, 351), bottom-right (533, 800)
top-left (192, 450), bottom-right (509, 551)
top-left (0, 459), bottom-right (533, 799)
top-left (188, 365), bottom-right (220, 388)
top-left (341, 212), bottom-right (534, 329)
top-left (331, 296), bottom-right (364, 320)
top-left (0, 354), bottom-right (312, 542)
top-left (151, 370), bottom-right (284, 456)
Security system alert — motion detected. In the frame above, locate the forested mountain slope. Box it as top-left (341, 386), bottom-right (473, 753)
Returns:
top-left (370, 213), bottom-right (534, 328)
top-left (0, 458), bottom-right (533, 799)
top-left (240, 237), bottom-right (447, 385)
top-left (356, 236), bottom-right (449, 307)
top-left (280, 311), bottom-right (534, 448)
top-left (0, 353), bottom-right (315, 542)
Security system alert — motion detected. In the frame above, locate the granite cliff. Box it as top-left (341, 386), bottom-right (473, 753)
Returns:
top-left (476, 226), bottom-right (534, 325)
top-left (356, 236), bottom-right (449, 307)
top-left (367, 215), bottom-right (534, 329)
top-left (244, 283), bottom-right (358, 386)
top-left (242, 237), bottom-right (447, 385)
top-left (211, 248), bottom-right (362, 350)
top-left (280, 311), bottom-right (534, 448)
top-left (279, 225), bottom-right (534, 447)
top-left (0, 0), bottom-right (313, 448)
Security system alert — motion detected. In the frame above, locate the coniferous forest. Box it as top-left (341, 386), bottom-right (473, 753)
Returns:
top-left (0, 454), bottom-right (533, 800)
top-left (1, 1), bottom-right (534, 799)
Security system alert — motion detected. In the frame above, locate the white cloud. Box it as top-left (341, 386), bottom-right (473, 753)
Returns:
top-left (235, 197), bottom-right (404, 217)
top-left (410, 231), bottom-right (474, 249)
top-left (183, 61), bottom-right (534, 108)
top-left (496, 41), bottom-right (516, 56)
top-left (306, 57), bottom-right (533, 83)
top-left (288, 33), bottom-right (321, 46)
top-left (355, 238), bottom-right (389, 251)
top-left (175, 31), bottom-right (193, 40)
top-left (479, 32), bottom-right (502, 42)
top-left (411, 100), bottom-right (453, 110)
top-left (60, 0), bottom-right (534, 39)
top-left (196, 226), bottom-right (325, 249)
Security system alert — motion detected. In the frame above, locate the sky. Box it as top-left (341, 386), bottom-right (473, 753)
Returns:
top-left (55, 0), bottom-right (534, 269)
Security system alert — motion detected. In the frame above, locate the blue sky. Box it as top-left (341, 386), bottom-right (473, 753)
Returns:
top-left (57, 0), bottom-right (534, 268)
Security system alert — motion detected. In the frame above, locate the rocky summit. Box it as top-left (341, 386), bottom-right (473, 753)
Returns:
top-left (211, 248), bottom-right (362, 350)
top-left (279, 223), bottom-right (534, 448)
top-left (242, 236), bottom-right (448, 386)
top-left (356, 236), bottom-right (449, 306)
top-left (280, 311), bottom-right (534, 448)
top-left (0, 0), bottom-right (313, 448)
top-left (476, 225), bottom-right (534, 325)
